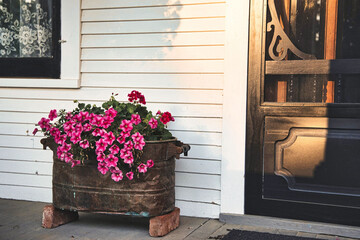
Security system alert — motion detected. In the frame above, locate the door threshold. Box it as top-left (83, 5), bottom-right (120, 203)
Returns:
top-left (220, 213), bottom-right (360, 239)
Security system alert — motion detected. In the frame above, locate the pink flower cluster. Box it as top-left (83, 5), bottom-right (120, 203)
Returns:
top-left (35, 109), bottom-right (155, 182)
top-left (34, 90), bottom-right (176, 182)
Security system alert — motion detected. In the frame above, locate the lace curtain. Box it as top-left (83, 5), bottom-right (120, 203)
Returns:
top-left (0, 0), bottom-right (52, 58)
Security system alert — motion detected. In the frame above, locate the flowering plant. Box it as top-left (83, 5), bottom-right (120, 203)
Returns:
top-left (34, 90), bottom-right (175, 182)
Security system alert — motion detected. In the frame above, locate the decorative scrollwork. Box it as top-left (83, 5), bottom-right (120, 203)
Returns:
top-left (267, 0), bottom-right (316, 61)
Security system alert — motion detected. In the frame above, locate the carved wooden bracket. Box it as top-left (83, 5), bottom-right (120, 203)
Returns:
top-left (267, 0), bottom-right (316, 61)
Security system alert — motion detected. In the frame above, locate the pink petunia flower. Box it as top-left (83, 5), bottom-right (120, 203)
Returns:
top-left (83, 123), bottom-right (92, 132)
top-left (61, 143), bottom-right (72, 152)
top-left (120, 148), bottom-right (132, 160)
top-left (92, 128), bottom-right (102, 136)
top-left (64, 153), bottom-right (73, 163)
top-left (75, 123), bottom-right (83, 133)
top-left (137, 163), bottom-right (147, 173)
top-left (117, 135), bottom-right (126, 144)
top-left (71, 160), bottom-right (81, 168)
top-left (105, 108), bottom-right (117, 118)
top-left (103, 132), bottom-right (115, 145)
top-left (131, 114), bottom-right (141, 125)
top-left (48, 109), bottom-right (57, 121)
top-left (111, 169), bottom-right (123, 182)
top-left (109, 144), bottom-right (120, 154)
top-left (54, 134), bottom-right (67, 145)
top-left (96, 138), bottom-right (108, 152)
top-left (126, 172), bottom-right (134, 180)
top-left (124, 141), bottom-right (134, 150)
top-left (124, 154), bottom-right (134, 166)
top-left (38, 117), bottom-right (51, 130)
top-left (119, 119), bottom-right (133, 132)
top-left (32, 128), bottom-right (38, 135)
top-left (97, 162), bottom-right (108, 175)
top-left (91, 115), bottom-right (104, 127)
top-left (70, 132), bottom-right (81, 144)
top-left (79, 140), bottom-right (90, 149)
top-left (102, 115), bottom-right (114, 129)
top-left (105, 154), bottom-right (118, 168)
top-left (147, 159), bottom-right (154, 168)
top-left (96, 152), bottom-right (106, 162)
top-left (74, 111), bottom-right (89, 122)
top-left (148, 118), bottom-right (158, 129)
top-left (49, 127), bottom-right (60, 138)
top-left (131, 132), bottom-right (145, 150)
top-left (65, 112), bottom-right (73, 120)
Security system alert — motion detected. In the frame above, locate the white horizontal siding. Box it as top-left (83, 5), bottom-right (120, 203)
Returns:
top-left (82, 18), bottom-right (225, 34)
top-left (82, 4), bottom-right (225, 21)
top-left (82, 0), bottom-right (226, 9)
top-left (0, 0), bottom-right (225, 218)
top-left (82, 32), bottom-right (225, 47)
top-left (80, 73), bottom-right (223, 89)
top-left (82, 46), bottom-right (224, 60)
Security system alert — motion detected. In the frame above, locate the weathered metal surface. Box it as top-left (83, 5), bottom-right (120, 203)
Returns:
top-left (41, 138), bottom-right (190, 217)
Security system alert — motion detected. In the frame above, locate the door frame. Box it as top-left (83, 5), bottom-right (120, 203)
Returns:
top-left (245, 0), bottom-right (360, 226)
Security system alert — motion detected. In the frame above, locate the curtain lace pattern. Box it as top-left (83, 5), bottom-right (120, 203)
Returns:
top-left (0, 0), bottom-right (52, 58)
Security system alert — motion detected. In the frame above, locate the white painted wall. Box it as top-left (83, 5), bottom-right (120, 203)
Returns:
top-left (0, 0), bottom-right (230, 218)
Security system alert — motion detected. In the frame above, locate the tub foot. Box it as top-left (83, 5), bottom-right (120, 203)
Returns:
top-left (42, 205), bottom-right (79, 228)
top-left (149, 207), bottom-right (180, 237)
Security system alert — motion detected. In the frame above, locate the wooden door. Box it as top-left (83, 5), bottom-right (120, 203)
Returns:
top-left (246, 0), bottom-right (360, 226)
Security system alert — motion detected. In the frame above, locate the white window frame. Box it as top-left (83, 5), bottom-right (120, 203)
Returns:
top-left (0, 0), bottom-right (81, 88)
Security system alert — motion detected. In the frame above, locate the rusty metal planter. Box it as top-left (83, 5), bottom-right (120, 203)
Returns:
top-left (41, 138), bottom-right (189, 217)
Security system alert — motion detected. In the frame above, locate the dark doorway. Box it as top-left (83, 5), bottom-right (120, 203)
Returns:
top-left (246, 0), bottom-right (360, 226)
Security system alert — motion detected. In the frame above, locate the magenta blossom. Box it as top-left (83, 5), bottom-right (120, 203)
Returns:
top-left (48, 109), bottom-right (57, 121)
top-left (83, 123), bottom-right (92, 132)
top-left (54, 134), bottom-right (66, 145)
top-left (124, 141), bottom-right (134, 150)
top-left (49, 127), bottom-right (60, 137)
top-left (124, 154), bottom-right (134, 166)
top-left (97, 162), bottom-right (108, 175)
top-left (138, 163), bottom-right (147, 173)
top-left (96, 152), bottom-right (106, 162)
top-left (111, 169), bottom-right (123, 182)
top-left (70, 132), bottom-right (81, 144)
top-left (109, 144), bottom-right (120, 154)
top-left (119, 119), bottom-right (133, 132)
top-left (131, 114), bottom-right (141, 125)
top-left (102, 116), bottom-right (114, 129)
top-left (96, 138), bottom-right (108, 152)
top-left (91, 115), bottom-right (104, 127)
top-left (105, 154), bottom-right (118, 168)
top-left (126, 172), bottom-right (134, 180)
top-left (38, 117), bottom-right (50, 130)
top-left (131, 132), bottom-right (145, 150)
top-left (103, 132), bottom-right (115, 145)
top-left (117, 135), bottom-right (126, 144)
top-left (71, 160), bottom-right (81, 168)
top-left (79, 140), bottom-right (89, 149)
top-left (120, 148), bottom-right (132, 160)
top-left (147, 159), bottom-right (154, 168)
top-left (92, 128), bottom-right (102, 136)
top-left (105, 108), bottom-right (117, 118)
top-left (32, 128), bottom-right (38, 135)
top-left (148, 118), bottom-right (158, 129)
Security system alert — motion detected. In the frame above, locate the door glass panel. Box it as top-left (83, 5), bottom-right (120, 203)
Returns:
top-left (264, 0), bottom-right (360, 103)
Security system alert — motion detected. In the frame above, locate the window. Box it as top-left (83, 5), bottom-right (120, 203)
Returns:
top-left (264, 0), bottom-right (360, 103)
top-left (0, 0), bottom-right (60, 78)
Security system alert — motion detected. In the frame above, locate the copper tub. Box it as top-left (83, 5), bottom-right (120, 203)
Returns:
top-left (41, 138), bottom-right (190, 217)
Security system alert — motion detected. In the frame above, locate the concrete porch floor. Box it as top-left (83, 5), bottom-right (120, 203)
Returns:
top-left (0, 198), bottom-right (359, 240)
